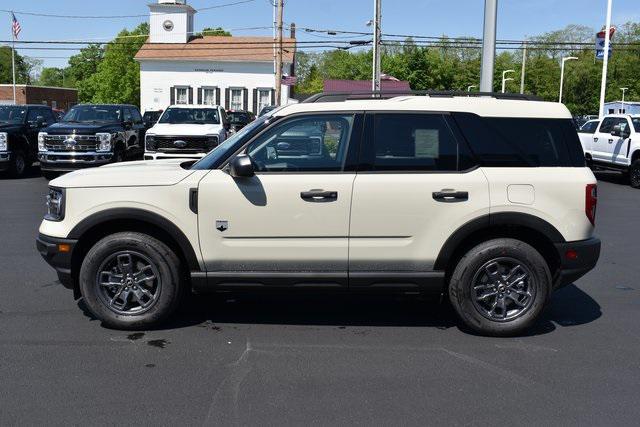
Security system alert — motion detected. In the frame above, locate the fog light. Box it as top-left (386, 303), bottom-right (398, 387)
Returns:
top-left (58, 244), bottom-right (71, 253)
top-left (565, 249), bottom-right (578, 260)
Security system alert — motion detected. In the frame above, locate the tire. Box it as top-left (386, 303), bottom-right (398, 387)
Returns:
top-left (630, 160), bottom-right (640, 189)
top-left (79, 232), bottom-right (184, 330)
top-left (448, 238), bottom-right (552, 337)
top-left (112, 147), bottom-right (125, 164)
top-left (9, 149), bottom-right (28, 178)
top-left (42, 171), bottom-right (59, 181)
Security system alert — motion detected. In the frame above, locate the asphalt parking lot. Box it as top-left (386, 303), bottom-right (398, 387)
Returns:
top-left (1, 170), bottom-right (639, 426)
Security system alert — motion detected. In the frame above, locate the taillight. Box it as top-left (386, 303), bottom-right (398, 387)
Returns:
top-left (586, 184), bottom-right (597, 226)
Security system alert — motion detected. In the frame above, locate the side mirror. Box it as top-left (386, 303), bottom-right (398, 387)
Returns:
top-left (611, 125), bottom-right (622, 137)
top-left (224, 121), bottom-right (231, 131)
top-left (229, 154), bottom-right (255, 178)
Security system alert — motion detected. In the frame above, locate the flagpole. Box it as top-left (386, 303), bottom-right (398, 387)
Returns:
top-left (11, 12), bottom-right (16, 105)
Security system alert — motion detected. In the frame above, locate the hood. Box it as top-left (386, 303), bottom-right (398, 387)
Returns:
top-left (45, 121), bottom-right (120, 135)
top-left (50, 159), bottom-right (198, 189)
top-left (148, 123), bottom-right (223, 136)
top-left (0, 122), bottom-right (22, 132)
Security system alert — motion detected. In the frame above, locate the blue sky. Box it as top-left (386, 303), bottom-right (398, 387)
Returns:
top-left (3, 0), bottom-right (638, 69)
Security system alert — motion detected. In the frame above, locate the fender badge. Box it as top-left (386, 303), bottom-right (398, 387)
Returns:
top-left (216, 220), bottom-right (228, 232)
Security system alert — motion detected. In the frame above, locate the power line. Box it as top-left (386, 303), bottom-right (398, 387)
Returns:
top-left (0, 0), bottom-right (257, 19)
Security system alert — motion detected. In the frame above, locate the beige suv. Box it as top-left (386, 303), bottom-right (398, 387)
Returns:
top-left (37, 93), bottom-right (601, 336)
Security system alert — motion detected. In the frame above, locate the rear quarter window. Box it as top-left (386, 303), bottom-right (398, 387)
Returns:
top-left (452, 113), bottom-right (585, 167)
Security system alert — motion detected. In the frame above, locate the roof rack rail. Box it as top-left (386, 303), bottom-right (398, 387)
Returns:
top-left (302, 90), bottom-right (542, 103)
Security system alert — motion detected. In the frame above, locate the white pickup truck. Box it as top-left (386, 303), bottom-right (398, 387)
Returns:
top-left (578, 115), bottom-right (640, 188)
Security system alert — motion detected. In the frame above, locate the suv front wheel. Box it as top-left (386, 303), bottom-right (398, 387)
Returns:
top-left (79, 232), bottom-right (183, 329)
top-left (448, 238), bottom-right (551, 336)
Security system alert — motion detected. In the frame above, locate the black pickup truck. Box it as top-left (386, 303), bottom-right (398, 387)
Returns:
top-left (0, 105), bottom-right (57, 177)
top-left (38, 104), bottom-right (146, 179)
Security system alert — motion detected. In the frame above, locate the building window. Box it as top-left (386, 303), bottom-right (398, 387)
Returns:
top-left (203, 88), bottom-right (216, 105)
top-left (176, 87), bottom-right (188, 105)
top-left (257, 89), bottom-right (271, 113)
top-left (230, 88), bottom-right (243, 111)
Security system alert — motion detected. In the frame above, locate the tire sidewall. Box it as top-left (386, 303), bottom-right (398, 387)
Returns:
top-left (11, 150), bottom-right (27, 177)
top-left (630, 160), bottom-right (640, 189)
top-left (449, 239), bottom-right (551, 336)
top-left (79, 233), bottom-right (181, 329)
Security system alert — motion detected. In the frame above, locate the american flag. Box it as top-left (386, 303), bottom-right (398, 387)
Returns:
top-left (11, 12), bottom-right (21, 39)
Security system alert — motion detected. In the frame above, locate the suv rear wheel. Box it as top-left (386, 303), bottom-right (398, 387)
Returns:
top-left (79, 232), bottom-right (183, 329)
top-left (448, 238), bottom-right (551, 336)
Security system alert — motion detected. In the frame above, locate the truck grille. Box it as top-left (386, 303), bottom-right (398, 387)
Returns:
top-left (44, 134), bottom-right (99, 152)
top-left (153, 136), bottom-right (218, 153)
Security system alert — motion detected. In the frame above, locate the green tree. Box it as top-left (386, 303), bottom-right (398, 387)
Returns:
top-left (67, 44), bottom-right (104, 101)
top-left (0, 46), bottom-right (30, 84)
top-left (200, 27), bottom-right (232, 37)
top-left (86, 23), bottom-right (149, 106)
top-left (38, 67), bottom-right (66, 87)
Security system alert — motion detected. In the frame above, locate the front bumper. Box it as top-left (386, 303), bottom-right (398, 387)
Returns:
top-left (144, 151), bottom-right (206, 161)
top-left (553, 237), bottom-right (601, 289)
top-left (36, 233), bottom-right (78, 290)
top-left (0, 151), bottom-right (10, 171)
top-left (38, 151), bottom-right (112, 172)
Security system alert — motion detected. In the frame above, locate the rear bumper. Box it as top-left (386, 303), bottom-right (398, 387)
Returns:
top-left (36, 233), bottom-right (77, 290)
top-left (553, 237), bottom-right (601, 289)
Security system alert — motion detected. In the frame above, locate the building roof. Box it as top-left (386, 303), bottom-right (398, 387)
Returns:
top-left (0, 84), bottom-right (77, 92)
top-left (134, 36), bottom-right (295, 63)
top-left (604, 100), bottom-right (640, 105)
top-left (324, 79), bottom-right (411, 93)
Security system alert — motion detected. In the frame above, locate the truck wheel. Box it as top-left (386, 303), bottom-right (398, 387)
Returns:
top-left (79, 232), bottom-right (184, 330)
top-left (9, 149), bottom-right (28, 178)
top-left (630, 160), bottom-right (640, 189)
top-left (448, 238), bottom-right (551, 337)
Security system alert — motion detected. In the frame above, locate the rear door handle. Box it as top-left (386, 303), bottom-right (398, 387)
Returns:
top-left (432, 191), bottom-right (469, 203)
top-left (608, 139), bottom-right (614, 143)
top-left (300, 190), bottom-right (338, 202)
top-left (594, 137), bottom-right (599, 142)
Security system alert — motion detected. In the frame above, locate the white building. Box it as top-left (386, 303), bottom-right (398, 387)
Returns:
top-left (135, 0), bottom-right (295, 114)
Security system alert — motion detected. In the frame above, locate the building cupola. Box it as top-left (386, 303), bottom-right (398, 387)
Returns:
top-left (149, 0), bottom-right (196, 44)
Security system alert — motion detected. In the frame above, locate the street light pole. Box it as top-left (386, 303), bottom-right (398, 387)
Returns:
top-left (598, 0), bottom-right (613, 118)
top-left (559, 56), bottom-right (578, 103)
top-left (620, 87), bottom-right (628, 113)
top-left (467, 85), bottom-right (477, 92)
top-left (371, 0), bottom-right (382, 92)
top-left (480, 0), bottom-right (498, 92)
top-left (520, 41), bottom-right (527, 94)
top-left (501, 69), bottom-right (515, 93)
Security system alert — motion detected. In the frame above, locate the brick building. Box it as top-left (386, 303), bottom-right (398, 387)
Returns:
top-left (0, 84), bottom-right (78, 111)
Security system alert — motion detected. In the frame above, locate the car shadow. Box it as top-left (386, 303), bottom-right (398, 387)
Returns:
top-left (594, 170), bottom-right (628, 185)
top-left (81, 283), bottom-right (601, 336)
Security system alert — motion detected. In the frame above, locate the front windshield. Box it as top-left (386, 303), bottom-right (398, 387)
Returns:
top-left (63, 105), bottom-right (122, 123)
top-left (0, 106), bottom-right (27, 123)
top-left (159, 108), bottom-right (220, 125)
top-left (191, 116), bottom-right (270, 170)
top-left (632, 118), bottom-right (640, 132)
top-left (229, 112), bottom-right (250, 123)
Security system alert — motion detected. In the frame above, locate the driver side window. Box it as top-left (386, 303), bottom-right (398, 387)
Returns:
top-left (246, 114), bottom-right (354, 172)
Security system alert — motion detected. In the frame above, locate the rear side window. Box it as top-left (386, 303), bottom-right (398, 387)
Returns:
top-left (452, 113), bottom-right (585, 167)
top-left (361, 113), bottom-right (474, 172)
top-left (580, 121), bottom-right (599, 134)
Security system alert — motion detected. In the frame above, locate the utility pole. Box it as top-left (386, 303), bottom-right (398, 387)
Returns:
top-left (598, 0), bottom-right (613, 118)
top-left (520, 41), bottom-right (527, 94)
top-left (620, 87), bottom-right (628, 113)
top-left (480, 0), bottom-right (498, 92)
top-left (274, 0), bottom-right (284, 106)
top-left (372, 0), bottom-right (382, 92)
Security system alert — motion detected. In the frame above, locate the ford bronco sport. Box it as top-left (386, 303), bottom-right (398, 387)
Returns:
top-left (36, 92), bottom-right (601, 336)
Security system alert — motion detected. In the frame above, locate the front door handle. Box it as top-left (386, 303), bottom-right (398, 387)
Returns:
top-left (608, 139), bottom-right (614, 143)
top-left (300, 190), bottom-right (338, 202)
top-left (432, 191), bottom-right (469, 203)
top-left (594, 137), bottom-right (599, 142)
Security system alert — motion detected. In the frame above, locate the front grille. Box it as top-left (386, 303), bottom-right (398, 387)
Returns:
top-left (45, 134), bottom-right (99, 152)
top-left (152, 136), bottom-right (218, 153)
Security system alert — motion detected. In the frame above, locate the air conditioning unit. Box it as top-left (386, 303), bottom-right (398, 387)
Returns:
top-left (158, 0), bottom-right (187, 4)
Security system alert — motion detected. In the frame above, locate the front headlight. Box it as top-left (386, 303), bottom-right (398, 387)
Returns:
top-left (145, 135), bottom-right (156, 151)
top-left (45, 187), bottom-right (65, 221)
top-left (96, 133), bottom-right (112, 152)
top-left (0, 132), bottom-right (7, 151)
top-left (38, 132), bottom-right (47, 151)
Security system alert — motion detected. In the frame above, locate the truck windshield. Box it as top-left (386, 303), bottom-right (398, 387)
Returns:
top-left (159, 108), bottom-right (220, 125)
top-left (0, 106), bottom-right (27, 123)
top-left (63, 105), bottom-right (122, 123)
top-left (191, 116), bottom-right (270, 170)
